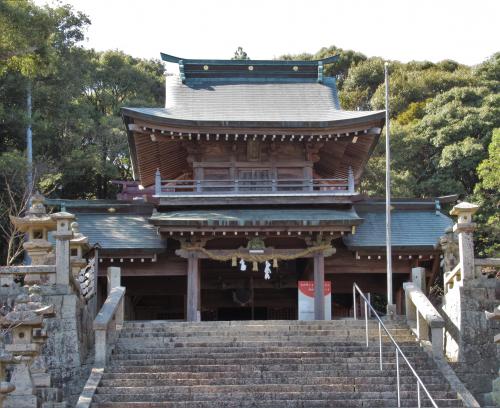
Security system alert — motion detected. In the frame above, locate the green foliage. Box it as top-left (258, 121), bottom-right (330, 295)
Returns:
top-left (280, 45), bottom-right (366, 88)
top-left (340, 58), bottom-right (385, 109)
top-left (473, 129), bottom-right (500, 257)
top-left (0, 1), bottom-right (164, 206)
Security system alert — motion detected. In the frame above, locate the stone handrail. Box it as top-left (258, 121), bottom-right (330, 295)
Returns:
top-left (444, 264), bottom-right (462, 293)
top-left (93, 286), bottom-right (125, 366)
top-left (0, 265), bottom-right (56, 286)
top-left (403, 282), bottom-right (445, 358)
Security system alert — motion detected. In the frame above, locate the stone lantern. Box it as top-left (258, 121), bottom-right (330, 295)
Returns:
top-left (450, 202), bottom-right (479, 281)
top-left (10, 194), bottom-right (56, 283)
top-left (0, 351), bottom-right (15, 408)
top-left (0, 285), bottom-right (54, 408)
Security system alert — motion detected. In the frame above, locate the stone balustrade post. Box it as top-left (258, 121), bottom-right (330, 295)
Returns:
top-left (403, 282), bottom-right (417, 323)
top-left (430, 324), bottom-right (444, 358)
top-left (106, 267), bottom-right (121, 296)
top-left (93, 286), bottom-right (125, 367)
top-left (412, 267), bottom-right (426, 291)
top-left (94, 329), bottom-right (107, 367)
top-left (51, 212), bottom-right (76, 286)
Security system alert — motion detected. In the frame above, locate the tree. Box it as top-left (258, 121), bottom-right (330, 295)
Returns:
top-left (473, 129), bottom-right (500, 257)
top-left (232, 47), bottom-right (249, 60)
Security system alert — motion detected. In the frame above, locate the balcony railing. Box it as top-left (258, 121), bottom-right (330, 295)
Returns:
top-left (154, 167), bottom-right (355, 196)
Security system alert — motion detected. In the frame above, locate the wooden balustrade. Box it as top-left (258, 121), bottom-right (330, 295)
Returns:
top-left (154, 167), bottom-right (356, 196)
top-left (154, 172), bottom-right (356, 196)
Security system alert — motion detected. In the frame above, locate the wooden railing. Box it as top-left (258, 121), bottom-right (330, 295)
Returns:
top-left (154, 167), bottom-right (355, 196)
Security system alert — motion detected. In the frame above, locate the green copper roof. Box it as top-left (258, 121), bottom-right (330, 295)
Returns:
top-left (160, 53), bottom-right (339, 83)
top-left (150, 208), bottom-right (362, 228)
top-left (343, 209), bottom-right (453, 250)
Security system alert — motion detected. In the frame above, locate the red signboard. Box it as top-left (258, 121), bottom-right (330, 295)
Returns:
top-left (298, 281), bottom-right (332, 297)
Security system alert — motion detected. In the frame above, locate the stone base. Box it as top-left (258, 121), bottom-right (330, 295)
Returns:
top-left (386, 303), bottom-right (397, 319)
top-left (4, 394), bottom-right (39, 408)
top-left (490, 376), bottom-right (500, 406)
top-left (32, 373), bottom-right (51, 388)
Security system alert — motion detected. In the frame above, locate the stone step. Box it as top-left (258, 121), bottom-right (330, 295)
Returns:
top-left (122, 319), bottom-right (393, 327)
top-left (100, 371), bottom-right (447, 384)
top-left (95, 384), bottom-right (455, 394)
top-left (96, 379), bottom-right (450, 391)
top-left (88, 320), bottom-right (464, 408)
top-left (91, 401), bottom-right (464, 408)
top-left (109, 356), bottom-right (433, 370)
top-left (92, 393), bottom-right (462, 407)
top-left (113, 344), bottom-right (422, 354)
top-left (111, 351), bottom-right (425, 361)
top-left (115, 338), bottom-right (418, 348)
top-left (104, 365), bottom-right (443, 375)
top-left (98, 376), bottom-right (449, 387)
top-left (118, 324), bottom-right (409, 331)
top-left (41, 403), bottom-right (68, 408)
top-left (117, 330), bottom-right (411, 339)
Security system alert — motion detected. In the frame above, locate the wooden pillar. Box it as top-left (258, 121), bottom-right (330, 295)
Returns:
top-left (314, 253), bottom-right (325, 320)
top-left (187, 253), bottom-right (200, 322)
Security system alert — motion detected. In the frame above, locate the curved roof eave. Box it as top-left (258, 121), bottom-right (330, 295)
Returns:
top-left (121, 107), bottom-right (386, 130)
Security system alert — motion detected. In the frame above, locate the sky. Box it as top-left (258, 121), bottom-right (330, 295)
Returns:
top-left (35, 0), bottom-right (499, 69)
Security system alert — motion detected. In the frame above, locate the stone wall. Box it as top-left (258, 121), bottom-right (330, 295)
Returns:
top-left (440, 202), bottom-right (500, 406)
top-left (446, 278), bottom-right (500, 406)
top-left (42, 285), bottom-right (95, 406)
top-left (0, 283), bottom-right (95, 406)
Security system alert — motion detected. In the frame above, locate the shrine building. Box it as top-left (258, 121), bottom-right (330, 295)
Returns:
top-left (48, 53), bottom-right (453, 321)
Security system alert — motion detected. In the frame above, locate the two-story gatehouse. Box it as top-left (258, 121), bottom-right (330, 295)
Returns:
top-left (49, 53), bottom-right (453, 321)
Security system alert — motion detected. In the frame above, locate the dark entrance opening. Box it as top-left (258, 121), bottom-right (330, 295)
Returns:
top-left (216, 307), bottom-right (268, 321)
top-left (122, 276), bottom-right (186, 321)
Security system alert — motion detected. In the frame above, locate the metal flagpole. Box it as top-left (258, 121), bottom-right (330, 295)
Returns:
top-left (385, 62), bottom-right (395, 316)
top-left (26, 80), bottom-right (33, 195)
top-left (25, 80), bottom-right (33, 266)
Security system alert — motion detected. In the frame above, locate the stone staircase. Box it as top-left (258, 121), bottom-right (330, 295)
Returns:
top-left (89, 320), bottom-right (468, 407)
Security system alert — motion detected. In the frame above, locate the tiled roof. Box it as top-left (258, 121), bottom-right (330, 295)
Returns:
top-left (343, 209), bottom-right (453, 249)
top-left (122, 76), bottom-right (385, 127)
top-left (73, 213), bottom-right (165, 251)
